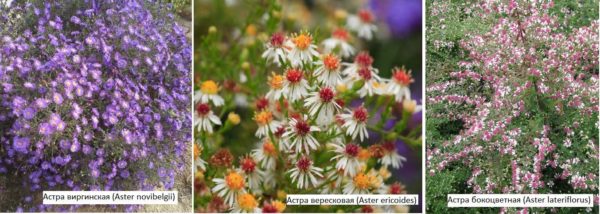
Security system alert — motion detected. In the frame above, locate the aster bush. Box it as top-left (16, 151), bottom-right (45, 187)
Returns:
top-left (0, 0), bottom-right (191, 212)
top-left (426, 0), bottom-right (599, 213)
top-left (194, 0), bottom-right (422, 213)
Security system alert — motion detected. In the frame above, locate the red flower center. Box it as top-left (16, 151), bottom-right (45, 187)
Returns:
top-left (286, 69), bottom-right (303, 83)
top-left (335, 98), bottom-right (345, 108)
top-left (355, 52), bottom-right (373, 67)
top-left (274, 125), bottom-right (286, 137)
top-left (389, 183), bottom-right (405, 194)
top-left (262, 204), bottom-right (278, 213)
top-left (295, 120), bottom-right (311, 136)
top-left (270, 32), bottom-right (285, 47)
top-left (392, 68), bottom-right (413, 86)
top-left (296, 156), bottom-right (312, 171)
top-left (319, 87), bottom-right (335, 102)
top-left (196, 103), bottom-right (210, 116)
top-left (382, 141), bottom-right (396, 152)
top-left (332, 28), bottom-right (350, 41)
top-left (353, 106), bottom-right (368, 122)
top-left (255, 97), bottom-right (269, 111)
top-left (358, 68), bottom-right (372, 80)
top-left (240, 157), bottom-right (256, 173)
top-left (358, 9), bottom-right (374, 23)
top-left (345, 143), bottom-right (360, 157)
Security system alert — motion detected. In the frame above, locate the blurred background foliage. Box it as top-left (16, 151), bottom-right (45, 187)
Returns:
top-left (194, 0), bottom-right (423, 212)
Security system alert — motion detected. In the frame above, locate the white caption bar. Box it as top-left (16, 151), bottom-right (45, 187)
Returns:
top-left (286, 194), bottom-right (418, 205)
top-left (447, 194), bottom-right (594, 207)
top-left (42, 191), bottom-right (178, 205)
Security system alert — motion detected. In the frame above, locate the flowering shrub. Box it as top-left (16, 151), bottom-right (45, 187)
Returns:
top-left (426, 0), bottom-right (599, 213)
top-left (0, 0), bottom-right (191, 212)
top-left (194, 1), bottom-right (422, 213)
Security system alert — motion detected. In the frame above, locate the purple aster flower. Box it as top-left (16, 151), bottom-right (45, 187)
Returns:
top-left (59, 140), bottom-right (71, 151)
top-left (52, 92), bottom-right (63, 104)
top-left (96, 148), bottom-right (104, 156)
top-left (120, 170), bottom-right (130, 178)
top-left (91, 168), bottom-right (100, 178)
top-left (70, 140), bottom-right (80, 153)
top-left (12, 96), bottom-right (26, 109)
top-left (13, 137), bottom-right (31, 154)
top-left (49, 113), bottom-right (66, 131)
top-left (41, 161), bottom-right (51, 170)
top-left (157, 167), bottom-right (166, 178)
top-left (82, 144), bottom-right (92, 155)
top-left (35, 98), bottom-right (49, 109)
top-left (38, 123), bottom-right (54, 136)
top-left (117, 160), bottom-right (127, 169)
top-left (22, 107), bottom-right (36, 120)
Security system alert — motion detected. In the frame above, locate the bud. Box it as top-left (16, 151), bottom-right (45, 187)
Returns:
top-left (402, 99), bottom-right (418, 113)
top-left (245, 24), bottom-right (257, 36)
top-left (276, 190), bottom-right (287, 200)
top-left (227, 112), bottom-right (241, 125)
top-left (334, 9), bottom-right (348, 20)
top-left (208, 26), bottom-right (217, 34)
top-left (241, 61), bottom-right (251, 70)
top-left (336, 83), bottom-right (348, 93)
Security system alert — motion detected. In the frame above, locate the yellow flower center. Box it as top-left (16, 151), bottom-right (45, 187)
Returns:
top-left (237, 193), bottom-right (258, 211)
top-left (225, 172), bottom-right (245, 190)
top-left (201, 80), bottom-right (219, 95)
top-left (272, 200), bottom-right (286, 212)
top-left (269, 74), bottom-right (284, 89)
top-left (353, 172), bottom-right (370, 190)
top-left (293, 33), bottom-right (312, 50)
top-left (263, 141), bottom-right (277, 156)
top-left (254, 111), bottom-right (273, 126)
top-left (323, 54), bottom-right (340, 70)
top-left (357, 148), bottom-right (371, 161)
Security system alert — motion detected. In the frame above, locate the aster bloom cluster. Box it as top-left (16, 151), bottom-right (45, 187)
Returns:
top-left (194, 4), bottom-right (422, 213)
top-left (426, 0), bottom-right (598, 213)
top-left (0, 0), bottom-right (191, 212)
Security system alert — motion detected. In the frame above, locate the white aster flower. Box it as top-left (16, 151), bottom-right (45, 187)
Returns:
top-left (230, 193), bottom-right (261, 213)
top-left (342, 51), bottom-right (378, 78)
top-left (339, 105), bottom-right (369, 141)
top-left (379, 141), bottom-right (407, 169)
top-left (282, 68), bottom-right (310, 102)
top-left (195, 80), bottom-right (224, 106)
top-left (287, 31), bottom-right (319, 67)
top-left (282, 115), bottom-right (321, 154)
top-left (239, 155), bottom-right (264, 193)
top-left (321, 28), bottom-right (355, 58)
top-left (304, 87), bottom-right (342, 126)
top-left (262, 32), bottom-right (289, 66)
top-left (265, 72), bottom-right (285, 101)
top-left (194, 103), bottom-right (221, 133)
top-left (212, 171), bottom-right (247, 206)
top-left (253, 110), bottom-right (281, 138)
top-left (388, 67), bottom-right (414, 102)
top-left (343, 171), bottom-right (378, 194)
top-left (314, 54), bottom-right (343, 87)
top-left (252, 139), bottom-right (278, 171)
top-left (330, 141), bottom-right (362, 177)
top-left (347, 9), bottom-right (377, 40)
top-left (287, 155), bottom-right (323, 189)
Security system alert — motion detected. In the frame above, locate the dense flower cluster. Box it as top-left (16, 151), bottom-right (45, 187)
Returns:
top-left (427, 0), bottom-right (598, 213)
top-left (195, 6), bottom-right (422, 213)
top-left (0, 0), bottom-right (191, 212)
